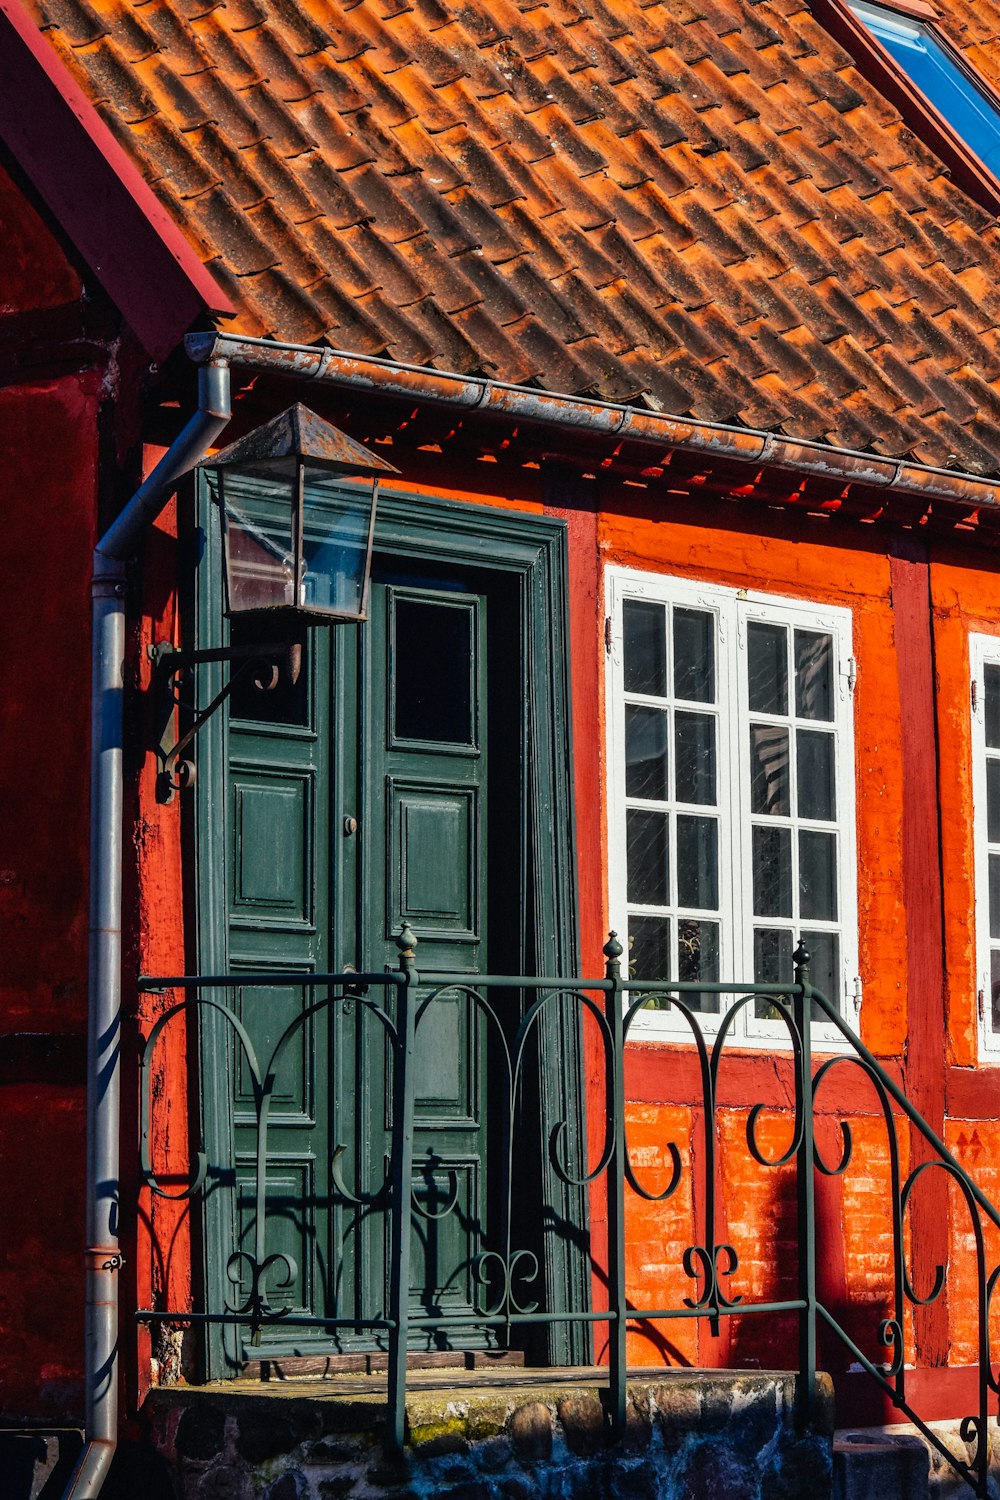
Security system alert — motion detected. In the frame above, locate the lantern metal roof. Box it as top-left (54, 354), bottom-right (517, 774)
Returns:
top-left (199, 403), bottom-right (400, 478)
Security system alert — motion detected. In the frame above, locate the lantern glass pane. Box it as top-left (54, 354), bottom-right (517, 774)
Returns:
top-left (300, 468), bottom-right (375, 619)
top-left (213, 468), bottom-right (296, 613)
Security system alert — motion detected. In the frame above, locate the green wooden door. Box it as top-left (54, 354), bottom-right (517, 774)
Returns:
top-left (365, 581), bottom-right (491, 1339)
top-left (196, 488), bottom-right (590, 1378)
top-left (214, 568), bottom-right (493, 1363)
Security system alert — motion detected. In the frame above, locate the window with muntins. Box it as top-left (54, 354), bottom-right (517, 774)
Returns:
top-left (606, 570), bottom-right (859, 1044)
top-left (849, 1), bottom-right (1000, 174)
top-left (969, 634), bottom-right (1000, 1056)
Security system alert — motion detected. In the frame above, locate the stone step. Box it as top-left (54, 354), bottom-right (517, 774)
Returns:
top-left (144, 1369), bottom-right (836, 1500)
top-left (834, 1429), bottom-right (933, 1500)
top-left (836, 1420), bottom-right (1000, 1500)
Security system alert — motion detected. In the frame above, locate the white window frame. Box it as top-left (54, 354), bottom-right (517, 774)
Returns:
top-left (969, 632), bottom-right (1000, 1059)
top-left (606, 567), bottom-right (860, 1048)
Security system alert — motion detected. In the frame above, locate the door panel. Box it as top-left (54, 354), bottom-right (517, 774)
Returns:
top-left (354, 577), bottom-right (490, 1342)
top-left (388, 782), bottom-right (480, 941)
top-left (215, 570), bottom-right (492, 1358)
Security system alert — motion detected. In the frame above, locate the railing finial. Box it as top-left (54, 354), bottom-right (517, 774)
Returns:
top-left (396, 921), bottom-right (418, 961)
top-left (604, 930), bottom-right (624, 979)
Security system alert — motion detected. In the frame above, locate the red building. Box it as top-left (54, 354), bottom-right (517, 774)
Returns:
top-left (7, 0), bottom-right (1000, 1492)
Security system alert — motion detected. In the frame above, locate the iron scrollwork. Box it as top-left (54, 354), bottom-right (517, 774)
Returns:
top-left (138, 934), bottom-right (1000, 1490)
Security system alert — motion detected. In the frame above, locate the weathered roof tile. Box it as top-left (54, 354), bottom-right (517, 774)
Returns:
top-left (30, 0), bottom-right (1000, 474)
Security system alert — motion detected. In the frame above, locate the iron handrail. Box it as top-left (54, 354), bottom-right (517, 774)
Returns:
top-left (135, 932), bottom-right (1000, 1494)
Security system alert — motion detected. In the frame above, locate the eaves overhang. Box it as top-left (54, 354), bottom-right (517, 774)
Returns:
top-left (188, 331), bottom-right (1000, 538)
top-left (0, 0), bottom-right (234, 362)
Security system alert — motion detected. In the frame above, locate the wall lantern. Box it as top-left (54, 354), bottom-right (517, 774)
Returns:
top-left (198, 401), bottom-right (400, 623)
top-left (151, 403), bottom-right (399, 802)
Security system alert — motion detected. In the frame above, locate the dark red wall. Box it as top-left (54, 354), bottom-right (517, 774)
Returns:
top-left (0, 155), bottom-right (100, 1422)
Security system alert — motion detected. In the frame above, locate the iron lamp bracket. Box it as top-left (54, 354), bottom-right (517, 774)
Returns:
top-left (149, 637), bottom-right (301, 803)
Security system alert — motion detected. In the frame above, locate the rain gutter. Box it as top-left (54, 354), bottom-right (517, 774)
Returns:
top-left (186, 330), bottom-right (1000, 516)
top-left (65, 358), bottom-right (231, 1500)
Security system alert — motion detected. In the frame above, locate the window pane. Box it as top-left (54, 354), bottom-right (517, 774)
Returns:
top-left (749, 724), bottom-right (790, 815)
top-left (625, 705), bottom-right (668, 799)
top-left (748, 621), bottom-right (788, 715)
top-left (629, 916), bottom-right (671, 1008)
top-left (989, 759), bottom-right (1000, 844)
top-left (801, 929), bottom-right (840, 1013)
top-left (753, 825), bottom-right (792, 916)
top-left (987, 664), bottom-right (1000, 750)
top-left (676, 815), bottom-right (719, 909)
top-left (754, 926), bottom-right (794, 985)
top-left (754, 927), bottom-right (794, 1020)
top-left (992, 949), bottom-right (1000, 1034)
top-left (795, 631), bottom-right (834, 722)
top-left (394, 599), bottom-right (473, 743)
top-left (675, 712), bottom-right (716, 805)
top-left (624, 600), bottom-right (666, 696)
top-left (797, 731), bottom-right (836, 821)
top-left (799, 830), bottom-right (838, 920)
top-left (678, 918), bottom-right (721, 1014)
top-left (626, 809), bottom-right (669, 906)
top-left (990, 853), bottom-right (1000, 940)
top-left (673, 608), bottom-right (715, 703)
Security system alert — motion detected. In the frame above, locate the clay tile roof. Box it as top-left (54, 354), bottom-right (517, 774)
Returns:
top-left (24, 0), bottom-right (1000, 473)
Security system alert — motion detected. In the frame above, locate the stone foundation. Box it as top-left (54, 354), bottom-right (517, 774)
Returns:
top-left (141, 1369), bottom-right (834, 1500)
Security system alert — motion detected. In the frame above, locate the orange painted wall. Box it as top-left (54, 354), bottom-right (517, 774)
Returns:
top-left (131, 482), bottom-right (195, 1399)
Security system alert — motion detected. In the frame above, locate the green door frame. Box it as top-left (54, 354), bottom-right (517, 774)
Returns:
top-left (191, 484), bottom-right (590, 1377)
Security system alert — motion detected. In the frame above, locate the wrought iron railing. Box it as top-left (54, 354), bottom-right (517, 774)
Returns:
top-left (137, 928), bottom-right (1000, 1494)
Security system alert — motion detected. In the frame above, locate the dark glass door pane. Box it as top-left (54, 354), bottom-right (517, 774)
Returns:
top-left (393, 596), bottom-right (474, 744)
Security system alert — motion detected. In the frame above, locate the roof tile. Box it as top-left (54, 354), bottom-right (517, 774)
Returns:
top-left (75, 35), bottom-right (160, 120)
top-left (288, 152), bottom-right (375, 228)
top-left (30, 0), bottom-right (1000, 475)
top-left (129, 113), bottom-right (220, 196)
top-left (38, 0), bottom-right (106, 46)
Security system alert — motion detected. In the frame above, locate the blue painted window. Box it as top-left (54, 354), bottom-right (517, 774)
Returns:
top-left (850, 0), bottom-right (1000, 174)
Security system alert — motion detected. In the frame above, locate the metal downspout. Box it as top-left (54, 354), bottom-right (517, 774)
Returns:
top-left (64, 359), bottom-right (231, 1500)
